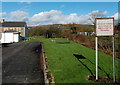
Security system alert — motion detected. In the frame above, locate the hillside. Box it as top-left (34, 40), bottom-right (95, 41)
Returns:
top-left (28, 24), bottom-right (94, 31)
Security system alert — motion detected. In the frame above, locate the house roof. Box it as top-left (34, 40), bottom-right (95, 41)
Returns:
top-left (1, 21), bottom-right (26, 27)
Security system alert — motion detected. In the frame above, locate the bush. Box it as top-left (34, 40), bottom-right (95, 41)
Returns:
top-left (66, 34), bottom-right (120, 58)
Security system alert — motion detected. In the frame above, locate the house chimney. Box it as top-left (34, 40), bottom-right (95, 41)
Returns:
top-left (0, 19), bottom-right (5, 23)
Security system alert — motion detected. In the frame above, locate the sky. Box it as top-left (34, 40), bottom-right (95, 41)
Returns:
top-left (1, 0), bottom-right (120, 2)
top-left (0, 2), bottom-right (119, 26)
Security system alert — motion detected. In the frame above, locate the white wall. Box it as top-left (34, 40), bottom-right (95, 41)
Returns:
top-left (1, 33), bottom-right (14, 43)
top-left (13, 33), bottom-right (19, 42)
top-left (1, 32), bottom-right (20, 43)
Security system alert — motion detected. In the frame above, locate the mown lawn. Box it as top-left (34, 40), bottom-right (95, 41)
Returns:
top-left (29, 36), bottom-right (120, 83)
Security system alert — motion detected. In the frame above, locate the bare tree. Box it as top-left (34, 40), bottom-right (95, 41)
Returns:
top-left (88, 10), bottom-right (107, 25)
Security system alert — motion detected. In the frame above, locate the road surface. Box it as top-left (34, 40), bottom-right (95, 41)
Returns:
top-left (2, 42), bottom-right (44, 84)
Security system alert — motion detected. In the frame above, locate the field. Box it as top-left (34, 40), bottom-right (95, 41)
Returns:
top-left (29, 36), bottom-right (120, 83)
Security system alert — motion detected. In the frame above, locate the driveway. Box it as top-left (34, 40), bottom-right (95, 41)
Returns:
top-left (2, 42), bottom-right (44, 84)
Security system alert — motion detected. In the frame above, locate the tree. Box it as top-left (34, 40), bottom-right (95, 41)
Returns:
top-left (28, 27), bottom-right (47, 36)
top-left (47, 25), bottom-right (62, 38)
top-left (88, 10), bottom-right (107, 25)
top-left (70, 23), bottom-right (77, 34)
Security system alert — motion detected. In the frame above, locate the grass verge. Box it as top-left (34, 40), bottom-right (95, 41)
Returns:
top-left (28, 36), bottom-right (120, 83)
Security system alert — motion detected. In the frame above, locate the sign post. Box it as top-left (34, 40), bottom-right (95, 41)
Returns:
top-left (95, 36), bottom-right (98, 80)
top-left (113, 36), bottom-right (115, 82)
top-left (95, 17), bottom-right (115, 81)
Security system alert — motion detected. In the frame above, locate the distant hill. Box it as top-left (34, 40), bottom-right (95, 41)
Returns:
top-left (28, 24), bottom-right (94, 31)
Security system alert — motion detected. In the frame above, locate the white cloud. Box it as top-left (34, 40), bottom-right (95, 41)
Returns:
top-left (28, 10), bottom-right (62, 25)
top-left (0, 12), bottom-right (6, 18)
top-left (89, 10), bottom-right (107, 17)
top-left (79, 15), bottom-right (92, 24)
top-left (7, 10), bottom-right (109, 26)
top-left (20, 0), bottom-right (31, 4)
top-left (113, 12), bottom-right (120, 20)
top-left (10, 10), bottom-right (29, 20)
top-left (113, 12), bottom-right (120, 24)
top-left (27, 10), bottom-right (108, 25)
top-left (28, 10), bottom-right (82, 25)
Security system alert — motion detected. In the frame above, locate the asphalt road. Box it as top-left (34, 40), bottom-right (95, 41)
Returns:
top-left (2, 42), bottom-right (44, 84)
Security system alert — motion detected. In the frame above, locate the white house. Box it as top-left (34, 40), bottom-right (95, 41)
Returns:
top-left (0, 19), bottom-right (28, 43)
top-left (77, 31), bottom-right (95, 36)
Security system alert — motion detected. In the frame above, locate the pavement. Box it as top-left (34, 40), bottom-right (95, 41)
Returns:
top-left (2, 42), bottom-right (44, 84)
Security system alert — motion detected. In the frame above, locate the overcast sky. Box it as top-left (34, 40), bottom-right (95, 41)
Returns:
top-left (1, 2), bottom-right (119, 26)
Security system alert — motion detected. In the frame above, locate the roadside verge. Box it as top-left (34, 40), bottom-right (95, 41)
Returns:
top-left (40, 43), bottom-right (55, 85)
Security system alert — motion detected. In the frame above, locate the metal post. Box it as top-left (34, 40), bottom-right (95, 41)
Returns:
top-left (113, 36), bottom-right (116, 82)
top-left (96, 36), bottom-right (98, 80)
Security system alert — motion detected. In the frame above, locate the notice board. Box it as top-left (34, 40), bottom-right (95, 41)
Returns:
top-left (95, 18), bottom-right (114, 36)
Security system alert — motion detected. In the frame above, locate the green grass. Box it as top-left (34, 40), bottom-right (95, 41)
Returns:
top-left (28, 36), bottom-right (120, 83)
